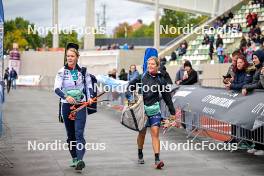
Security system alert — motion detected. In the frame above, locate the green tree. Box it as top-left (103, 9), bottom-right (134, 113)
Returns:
top-left (113, 22), bottom-right (133, 38)
top-left (59, 30), bottom-right (79, 48)
top-left (43, 30), bottom-right (79, 48)
top-left (4, 17), bottom-right (43, 51)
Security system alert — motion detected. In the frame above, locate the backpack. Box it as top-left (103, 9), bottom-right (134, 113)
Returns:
top-left (58, 67), bottom-right (97, 123)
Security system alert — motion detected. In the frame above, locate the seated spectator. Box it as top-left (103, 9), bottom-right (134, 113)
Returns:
top-left (217, 44), bottom-right (224, 63)
top-left (127, 64), bottom-right (139, 81)
top-left (224, 55), bottom-right (252, 91)
top-left (179, 61), bottom-right (198, 85)
top-left (118, 68), bottom-right (128, 81)
top-left (175, 60), bottom-right (186, 85)
top-left (177, 43), bottom-right (187, 56)
top-left (242, 49), bottom-right (264, 95)
top-left (223, 50), bottom-right (241, 84)
top-left (182, 40), bottom-right (188, 50)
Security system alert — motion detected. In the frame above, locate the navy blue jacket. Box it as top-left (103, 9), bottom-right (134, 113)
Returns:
top-left (230, 70), bottom-right (252, 91)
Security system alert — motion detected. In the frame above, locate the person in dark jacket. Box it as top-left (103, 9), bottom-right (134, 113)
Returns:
top-left (223, 50), bottom-right (241, 84)
top-left (243, 51), bottom-right (264, 156)
top-left (216, 34), bottom-right (223, 48)
top-left (3, 68), bottom-right (10, 93)
top-left (10, 68), bottom-right (18, 89)
top-left (261, 65), bottom-right (264, 87)
top-left (179, 61), bottom-right (198, 85)
top-left (159, 58), bottom-right (173, 84)
top-left (224, 55), bottom-right (252, 91)
top-left (128, 55), bottom-right (175, 169)
top-left (242, 49), bottom-right (264, 95)
top-left (118, 68), bottom-right (128, 81)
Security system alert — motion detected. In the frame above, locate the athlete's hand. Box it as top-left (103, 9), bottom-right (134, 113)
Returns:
top-left (87, 98), bottom-right (94, 104)
top-left (66, 96), bottom-right (76, 104)
top-left (242, 89), bottom-right (247, 96)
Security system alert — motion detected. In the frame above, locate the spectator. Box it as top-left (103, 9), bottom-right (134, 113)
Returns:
top-left (127, 64), bottom-right (139, 81)
top-left (209, 35), bottom-right (215, 45)
top-left (242, 49), bottom-right (264, 95)
top-left (10, 68), bottom-right (18, 89)
top-left (240, 35), bottom-right (248, 50)
top-left (159, 58), bottom-right (173, 84)
top-left (254, 34), bottom-right (263, 46)
top-left (246, 12), bottom-right (253, 27)
top-left (202, 34), bottom-right (210, 45)
top-left (209, 42), bottom-right (214, 60)
top-left (224, 55), bottom-right (252, 91)
top-left (254, 25), bottom-right (261, 35)
top-left (252, 12), bottom-right (258, 28)
top-left (118, 68), bottom-right (128, 81)
top-left (3, 67), bottom-right (9, 87)
top-left (179, 61), bottom-right (198, 85)
top-left (3, 67), bottom-right (11, 93)
top-left (108, 69), bottom-right (117, 79)
top-left (242, 50), bottom-right (264, 156)
top-left (228, 11), bottom-right (234, 19)
top-left (260, 65), bottom-right (264, 87)
top-left (182, 40), bottom-right (188, 50)
top-left (217, 44), bottom-right (224, 63)
top-left (246, 42), bottom-right (254, 64)
top-left (129, 44), bottom-right (134, 50)
top-left (223, 50), bottom-right (240, 85)
top-left (177, 43), bottom-right (187, 56)
top-left (216, 34), bottom-right (223, 48)
top-left (170, 51), bottom-right (177, 61)
top-left (175, 60), bottom-right (186, 85)
top-left (123, 43), bottom-right (129, 50)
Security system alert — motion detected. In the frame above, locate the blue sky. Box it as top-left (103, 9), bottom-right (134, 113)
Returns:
top-left (3, 0), bottom-right (155, 35)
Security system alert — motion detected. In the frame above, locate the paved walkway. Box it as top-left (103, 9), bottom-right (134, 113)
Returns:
top-left (0, 88), bottom-right (264, 176)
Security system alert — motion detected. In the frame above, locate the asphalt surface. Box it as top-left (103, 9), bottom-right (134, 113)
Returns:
top-left (0, 88), bottom-right (264, 176)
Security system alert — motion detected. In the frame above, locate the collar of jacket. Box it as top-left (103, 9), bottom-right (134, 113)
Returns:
top-left (64, 64), bottom-right (81, 72)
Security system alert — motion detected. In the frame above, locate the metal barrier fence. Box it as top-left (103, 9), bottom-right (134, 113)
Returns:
top-left (173, 106), bottom-right (264, 146)
top-left (103, 88), bottom-right (264, 148)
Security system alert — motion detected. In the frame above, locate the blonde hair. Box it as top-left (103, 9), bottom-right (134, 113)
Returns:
top-left (148, 56), bottom-right (160, 67)
top-left (67, 48), bottom-right (79, 57)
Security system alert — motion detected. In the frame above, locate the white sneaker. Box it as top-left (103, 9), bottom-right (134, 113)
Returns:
top-left (247, 148), bottom-right (257, 154)
top-left (254, 150), bottom-right (264, 156)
